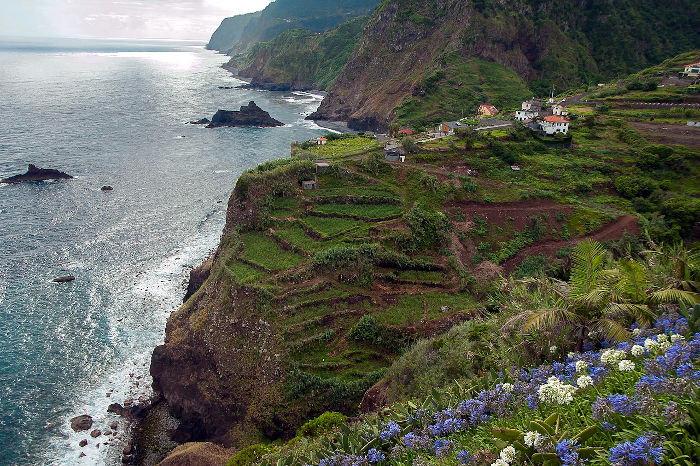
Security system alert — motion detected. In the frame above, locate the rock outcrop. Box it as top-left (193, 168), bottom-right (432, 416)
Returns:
top-left (70, 415), bottom-right (93, 432)
top-left (205, 102), bottom-right (283, 128)
top-left (1, 164), bottom-right (73, 183)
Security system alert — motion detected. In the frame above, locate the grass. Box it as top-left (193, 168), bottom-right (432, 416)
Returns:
top-left (275, 224), bottom-right (346, 253)
top-left (229, 260), bottom-right (269, 284)
top-left (378, 292), bottom-right (476, 326)
top-left (241, 232), bottom-right (305, 271)
top-left (395, 270), bottom-right (444, 283)
top-left (312, 204), bottom-right (403, 219)
top-left (309, 136), bottom-right (382, 159)
top-left (299, 216), bottom-right (367, 238)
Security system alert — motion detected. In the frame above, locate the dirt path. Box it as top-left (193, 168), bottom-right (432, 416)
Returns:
top-left (501, 215), bottom-right (639, 273)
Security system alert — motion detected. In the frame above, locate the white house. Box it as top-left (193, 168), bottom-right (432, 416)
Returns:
top-left (515, 110), bottom-right (539, 121)
top-left (552, 104), bottom-right (569, 116)
top-left (478, 105), bottom-right (499, 117)
top-left (682, 62), bottom-right (700, 78)
top-left (538, 116), bottom-right (570, 135)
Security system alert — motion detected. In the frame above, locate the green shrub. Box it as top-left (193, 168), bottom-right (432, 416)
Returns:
top-left (403, 204), bottom-right (450, 249)
top-left (348, 315), bottom-right (379, 342)
top-left (226, 444), bottom-right (270, 466)
top-left (614, 175), bottom-right (659, 198)
top-left (296, 412), bottom-right (347, 438)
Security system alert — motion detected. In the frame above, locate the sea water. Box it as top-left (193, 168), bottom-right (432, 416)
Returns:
top-left (0, 38), bottom-right (327, 464)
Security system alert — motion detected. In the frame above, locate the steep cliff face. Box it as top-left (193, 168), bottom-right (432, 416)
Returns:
top-left (207, 0), bottom-right (379, 54)
top-left (308, 0), bottom-right (700, 131)
top-left (206, 12), bottom-right (261, 54)
top-left (236, 17), bottom-right (367, 91)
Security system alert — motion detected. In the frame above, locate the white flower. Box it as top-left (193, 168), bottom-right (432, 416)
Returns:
top-left (491, 460), bottom-right (509, 466)
top-left (600, 349), bottom-right (626, 366)
top-left (632, 328), bottom-right (641, 336)
top-left (644, 337), bottom-right (658, 349)
top-left (671, 334), bottom-right (685, 342)
top-left (577, 375), bottom-right (593, 388)
top-left (657, 334), bottom-right (668, 344)
top-left (523, 431), bottom-right (541, 447)
top-left (575, 360), bottom-right (589, 373)
top-left (568, 352), bottom-right (576, 359)
top-left (501, 383), bottom-right (515, 393)
top-left (631, 345), bottom-right (644, 357)
top-left (549, 345), bottom-right (557, 354)
top-left (538, 376), bottom-right (577, 405)
top-left (499, 446), bottom-right (516, 463)
top-left (618, 360), bottom-right (636, 372)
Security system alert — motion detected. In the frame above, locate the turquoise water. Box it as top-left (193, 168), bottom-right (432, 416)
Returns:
top-left (0, 39), bottom-right (326, 464)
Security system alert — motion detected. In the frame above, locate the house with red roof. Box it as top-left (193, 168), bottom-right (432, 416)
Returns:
top-left (682, 63), bottom-right (700, 78)
top-left (397, 128), bottom-right (414, 136)
top-left (478, 104), bottom-right (499, 117)
top-left (538, 115), bottom-right (570, 135)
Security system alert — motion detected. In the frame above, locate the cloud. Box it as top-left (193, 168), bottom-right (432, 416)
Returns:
top-left (0, 0), bottom-right (273, 40)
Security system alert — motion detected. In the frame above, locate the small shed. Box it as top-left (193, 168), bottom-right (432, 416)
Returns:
top-left (302, 180), bottom-right (317, 190)
top-left (317, 137), bottom-right (328, 145)
top-left (315, 162), bottom-right (330, 173)
top-left (385, 153), bottom-right (405, 162)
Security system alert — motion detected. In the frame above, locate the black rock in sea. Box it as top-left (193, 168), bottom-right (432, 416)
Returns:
top-left (53, 275), bottom-right (76, 283)
top-left (189, 118), bottom-right (210, 125)
top-left (1, 164), bottom-right (73, 183)
top-left (206, 101), bottom-right (283, 128)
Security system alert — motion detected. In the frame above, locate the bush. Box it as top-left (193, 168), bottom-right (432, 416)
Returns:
top-left (403, 204), bottom-right (450, 249)
top-left (296, 412), bottom-right (347, 438)
top-left (227, 444), bottom-right (270, 466)
top-left (614, 175), bottom-right (659, 199)
top-left (348, 315), bottom-right (379, 342)
top-left (626, 80), bottom-right (658, 92)
top-left (401, 136), bottom-right (419, 154)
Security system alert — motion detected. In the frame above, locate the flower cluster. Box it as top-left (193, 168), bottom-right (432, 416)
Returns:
top-left (309, 312), bottom-right (698, 466)
top-left (538, 376), bottom-right (577, 405)
top-left (608, 434), bottom-right (664, 465)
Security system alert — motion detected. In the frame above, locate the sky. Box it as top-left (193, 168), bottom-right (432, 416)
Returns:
top-left (0, 0), bottom-right (273, 40)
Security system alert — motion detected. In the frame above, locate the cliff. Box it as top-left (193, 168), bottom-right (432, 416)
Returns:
top-left (206, 12), bottom-right (261, 54)
top-left (206, 102), bottom-right (283, 128)
top-left (207, 0), bottom-right (379, 55)
top-left (235, 17), bottom-right (367, 92)
top-left (308, 0), bottom-right (700, 131)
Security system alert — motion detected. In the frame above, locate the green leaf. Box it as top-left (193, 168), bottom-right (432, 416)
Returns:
top-left (572, 425), bottom-right (599, 444)
top-left (493, 428), bottom-right (525, 441)
top-left (532, 452), bottom-right (561, 464)
top-left (544, 413), bottom-right (559, 427)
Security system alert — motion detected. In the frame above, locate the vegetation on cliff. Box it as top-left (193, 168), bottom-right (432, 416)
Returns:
top-left (207, 0), bottom-right (379, 54)
top-left (235, 17), bottom-right (368, 91)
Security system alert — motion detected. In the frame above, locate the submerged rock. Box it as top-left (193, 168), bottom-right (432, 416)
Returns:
top-left (90, 429), bottom-right (102, 438)
top-left (101, 185), bottom-right (113, 191)
top-left (189, 118), bottom-right (210, 125)
top-left (70, 415), bottom-right (93, 432)
top-left (205, 101), bottom-right (283, 128)
top-left (53, 275), bottom-right (76, 283)
top-left (1, 164), bottom-right (73, 183)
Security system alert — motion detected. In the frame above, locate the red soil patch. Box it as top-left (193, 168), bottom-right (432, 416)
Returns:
top-left (501, 215), bottom-right (639, 273)
top-left (447, 199), bottom-right (573, 232)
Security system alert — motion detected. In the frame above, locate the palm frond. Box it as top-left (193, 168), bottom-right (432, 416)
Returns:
top-left (570, 239), bottom-right (606, 299)
top-left (649, 288), bottom-right (700, 306)
top-left (523, 307), bottom-right (579, 332)
top-left (593, 318), bottom-right (631, 342)
top-left (607, 303), bottom-right (656, 327)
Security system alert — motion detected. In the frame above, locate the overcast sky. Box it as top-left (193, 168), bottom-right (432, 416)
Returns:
top-left (0, 0), bottom-right (273, 40)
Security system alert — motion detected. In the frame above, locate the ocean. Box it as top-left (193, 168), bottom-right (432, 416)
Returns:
top-left (0, 38), bottom-right (327, 464)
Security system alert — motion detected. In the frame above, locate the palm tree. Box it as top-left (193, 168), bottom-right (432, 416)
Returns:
top-left (512, 239), bottom-right (698, 352)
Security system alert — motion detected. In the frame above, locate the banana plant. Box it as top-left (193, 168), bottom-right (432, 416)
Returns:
top-left (492, 413), bottom-right (600, 465)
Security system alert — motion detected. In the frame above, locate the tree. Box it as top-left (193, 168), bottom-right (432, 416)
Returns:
top-left (509, 240), bottom-right (698, 352)
top-left (401, 136), bottom-right (419, 154)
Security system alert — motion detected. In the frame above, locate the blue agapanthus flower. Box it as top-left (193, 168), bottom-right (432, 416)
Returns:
top-left (608, 434), bottom-right (664, 465)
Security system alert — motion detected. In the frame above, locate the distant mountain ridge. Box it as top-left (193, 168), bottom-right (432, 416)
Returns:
top-left (207, 0), bottom-right (380, 54)
top-left (308, 0), bottom-right (700, 131)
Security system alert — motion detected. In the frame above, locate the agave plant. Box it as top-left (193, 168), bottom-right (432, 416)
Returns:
top-left (510, 240), bottom-right (699, 351)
